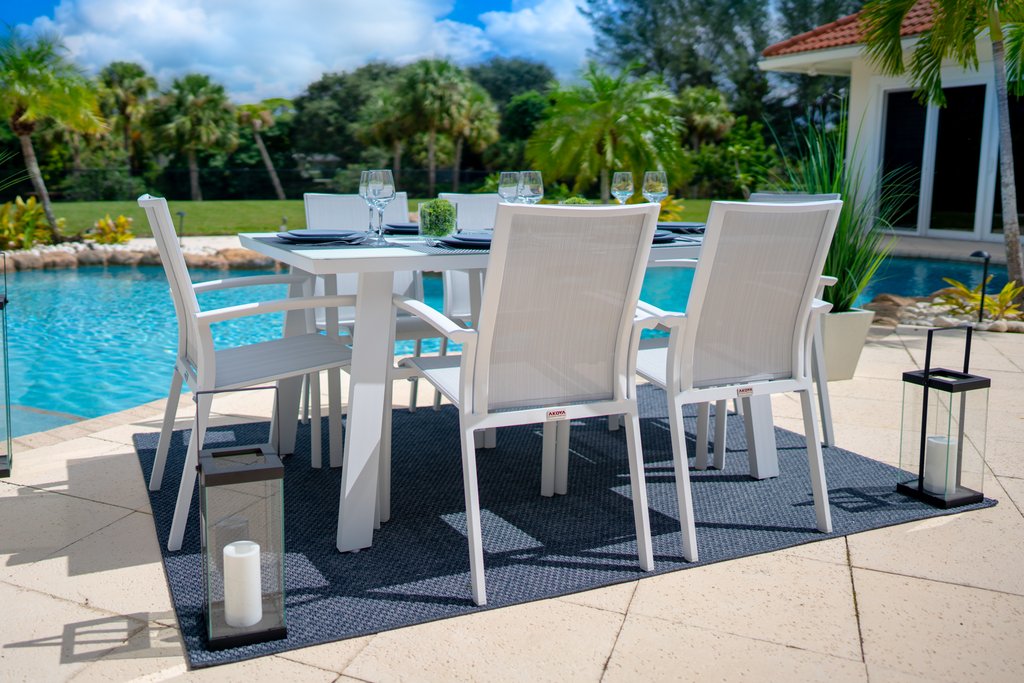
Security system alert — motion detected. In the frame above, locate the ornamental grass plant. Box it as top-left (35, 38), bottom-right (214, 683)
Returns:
top-left (775, 112), bottom-right (915, 312)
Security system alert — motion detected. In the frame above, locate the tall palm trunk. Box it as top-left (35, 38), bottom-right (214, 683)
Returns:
top-left (187, 148), bottom-right (203, 201)
top-left (122, 109), bottom-right (133, 172)
top-left (991, 28), bottom-right (1023, 291)
top-left (452, 137), bottom-right (463, 191)
top-left (392, 140), bottom-right (403, 186)
top-left (17, 133), bottom-right (60, 240)
top-left (427, 128), bottom-right (437, 197)
top-left (600, 167), bottom-right (610, 203)
top-left (252, 130), bottom-right (286, 200)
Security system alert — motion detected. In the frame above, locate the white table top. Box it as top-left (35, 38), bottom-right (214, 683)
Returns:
top-left (239, 233), bottom-right (703, 275)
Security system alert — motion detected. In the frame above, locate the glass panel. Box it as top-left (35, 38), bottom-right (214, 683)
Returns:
top-left (930, 85), bottom-right (987, 232)
top-left (882, 90), bottom-right (927, 229)
top-left (990, 93), bottom-right (1024, 233)
top-left (1, 253), bottom-right (10, 478)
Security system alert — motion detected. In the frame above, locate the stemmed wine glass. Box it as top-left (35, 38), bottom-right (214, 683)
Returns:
top-left (517, 170), bottom-right (544, 204)
top-left (642, 171), bottom-right (668, 205)
top-left (611, 171), bottom-right (633, 205)
top-left (358, 171), bottom-right (374, 233)
top-left (363, 169), bottom-right (395, 246)
top-left (498, 171), bottom-right (520, 203)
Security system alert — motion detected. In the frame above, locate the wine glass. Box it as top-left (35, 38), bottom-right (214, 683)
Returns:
top-left (642, 171), bottom-right (668, 205)
top-left (498, 171), bottom-right (520, 203)
top-left (611, 171), bottom-right (633, 205)
top-left (364, 169), bottom-right (395, 246)
top-left (358, 171), bottom-right (374, 233)
top-left (517, 170), bottom-right (544, 204)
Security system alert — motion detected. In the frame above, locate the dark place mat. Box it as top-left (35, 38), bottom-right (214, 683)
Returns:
top-left (133, 385), bottom-right (995, 669)
top-left (384, 223), bottom-right (419, 235)
top-left (658, 222), bottom-right (706, 235)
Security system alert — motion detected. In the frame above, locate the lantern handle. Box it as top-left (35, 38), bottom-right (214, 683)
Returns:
top-left (194, 385), bottom-right (281, 461)
top-left (923, 325), bottom-right (973, 377)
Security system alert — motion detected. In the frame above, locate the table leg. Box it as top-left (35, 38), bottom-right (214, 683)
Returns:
top-left (322, 276), bottom-right (344, 468)
top-left (337, 271), bottom-right (394, 552)
top-left (741, 395), bottom-right (779, 479)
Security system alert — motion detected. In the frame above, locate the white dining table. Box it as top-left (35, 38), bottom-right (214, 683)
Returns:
top-left (239, 232), bottom-right (777, 552)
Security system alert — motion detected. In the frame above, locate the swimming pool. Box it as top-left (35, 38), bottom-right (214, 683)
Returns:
top-left (6, 256), bottom-right (1006, 436)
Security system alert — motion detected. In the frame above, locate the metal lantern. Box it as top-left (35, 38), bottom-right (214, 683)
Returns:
top-left (1, 253), bottom-right (11, 478)
top-left (898, 327), bottom-right (989, 508)
top-left (197, 389), bottom-right (286, 649)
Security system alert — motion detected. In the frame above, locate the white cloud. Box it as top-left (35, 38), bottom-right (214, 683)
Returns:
top-left (25, 0), bottom-right (593, 101)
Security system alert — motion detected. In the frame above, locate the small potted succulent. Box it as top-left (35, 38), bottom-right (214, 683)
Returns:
top-left (418, 199), bottom-right (457, 246)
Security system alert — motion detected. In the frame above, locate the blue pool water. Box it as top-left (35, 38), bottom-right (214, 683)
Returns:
top-left (4, 256), bottom-right (1006, 436)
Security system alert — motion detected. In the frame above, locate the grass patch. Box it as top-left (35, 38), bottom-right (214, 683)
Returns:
top-left (49, 197), bottom-right (714, 237)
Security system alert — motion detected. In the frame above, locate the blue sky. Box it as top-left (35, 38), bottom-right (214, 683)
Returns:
top-left (3, 1), bottom-right (594, 102)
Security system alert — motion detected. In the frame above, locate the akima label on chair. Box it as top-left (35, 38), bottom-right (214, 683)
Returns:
top-left (736, 387), bottom-right (754, 398)
top-left (546, 409), bottom-right (568, 421)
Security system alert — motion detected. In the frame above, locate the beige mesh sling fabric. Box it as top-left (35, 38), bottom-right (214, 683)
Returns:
top-left (636, 200), bottom-right (843, 563)
top-left (394, 202), bottom-right (661, 605)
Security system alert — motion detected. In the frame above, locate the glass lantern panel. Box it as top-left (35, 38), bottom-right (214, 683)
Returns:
top-left (202, 459), bottom-right (285, 644)
top-left (0, 254), bottom-right (11, 478)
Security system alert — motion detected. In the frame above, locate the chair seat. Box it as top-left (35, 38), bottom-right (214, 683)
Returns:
top-left (404, 355), bottom-right (462, 404)
top-left (216, 333), bottom-right (351, 390)
top-left (635, 344), bottom-right (669, 387)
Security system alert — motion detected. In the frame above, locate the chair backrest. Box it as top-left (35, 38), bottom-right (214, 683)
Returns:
top-left (304, 192), bottom-right (410, 229)
top-left (137, 195), bottom-right (205, 377)
top-left (749, 192), bottom-right (841, 203)
top-left (471, 203), bottom-right (659, 413)
top-left (443, 269), bottom-right (477, 321)
top-left (677, 200), bottom-right (842, 391)
top-left (438, 193), bottom-right (500, 231)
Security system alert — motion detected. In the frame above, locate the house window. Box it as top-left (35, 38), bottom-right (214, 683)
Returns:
top-left (882, 90), bottom-right (927, 229)
top-left (930, 85), bottom-right (987, 232)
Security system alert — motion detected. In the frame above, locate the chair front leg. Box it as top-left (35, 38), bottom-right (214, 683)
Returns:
top-left (623, 409), bottom-right (654, 571)
top-left (167, 391), bottom-right (212, 552)
top-left (433, 337), bottom-right (448, 411)
top-left (667, 397), bottom-right (698, 562)
top-left (713, 399), bottom-right (728, 470)
top-left (409, 339), bottom-right (422, 413)
top-left (800, 389), bottom-right (832, 533)
top-left (459, 420), bottom-right (487, 606)
top-left (151, 369), bottom-right (183, 491)
top-left (695, 402), bottom-right (710, 470)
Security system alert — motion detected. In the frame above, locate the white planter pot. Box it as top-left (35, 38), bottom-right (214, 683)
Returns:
top-left (820, 308), bottom-right (875, 381)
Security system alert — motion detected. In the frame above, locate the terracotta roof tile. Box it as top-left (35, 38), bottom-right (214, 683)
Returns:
top-left (763, 0), bottom-right (933, 57)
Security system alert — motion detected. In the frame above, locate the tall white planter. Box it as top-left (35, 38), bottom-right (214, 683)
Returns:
top-left (821, 308), bottom-right (875, 381)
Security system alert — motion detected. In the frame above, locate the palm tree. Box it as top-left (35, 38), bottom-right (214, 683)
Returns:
top-left (355, 83), bottom-right (413, 184)
top-left (450, 83), bottom-right (499, 191)
top-left (0, 28), bottom-right (103, 239)
top-left (238, 99), bottom-right (290, 200)
top-left (397, 60), bottom-right (470, 196)
top-left (98, 61), bottom-right (156, 174)
top-left (862, 0), bottom-right (1024, 289)
top-left (148, 73), bottom-right (238, 201)
top-left (677, 86), bottom-right (735, 151)
top-left (527, 63), bottom-right (683, 202)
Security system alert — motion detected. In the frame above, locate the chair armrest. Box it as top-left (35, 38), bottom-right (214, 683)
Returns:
top-left (811, 298), bottom-right (833, 316)
top-left (393, 295), bottom-right (476, 343)
top-left (193, 273), bottom-right (311, 294)
top-left (196, 294), bottom-right (357, 326)
top-left (637, 300), bottom-right (686, 331)
top-left (819, 275), bottom-right (838, 288)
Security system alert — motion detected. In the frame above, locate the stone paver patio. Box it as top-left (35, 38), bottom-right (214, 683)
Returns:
top-left (1, 325), bottom-right (1022, 681)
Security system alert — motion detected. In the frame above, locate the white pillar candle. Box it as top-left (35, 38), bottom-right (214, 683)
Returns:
top-left (923, 435), bottom-right (958, 496)
top-left (223, 540), bottom-right (262, 628)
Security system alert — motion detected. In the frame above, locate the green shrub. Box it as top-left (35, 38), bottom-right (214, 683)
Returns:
top-left (88, 214), bottom-right (135, 244)
top-left (561, 196), bottom-right (590, 205)
top-left (0, 196), bottom-right (58, 249)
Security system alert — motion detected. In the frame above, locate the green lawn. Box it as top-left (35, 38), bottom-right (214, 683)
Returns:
top-left (51, 198), bottom-right (715, 237)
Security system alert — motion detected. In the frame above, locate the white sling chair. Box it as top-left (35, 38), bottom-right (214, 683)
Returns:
top-left (303, 192), bottom-right (437, 420)
top-left (635, 200), bottom-right (842, 562)
top-left (748, 191), bottom-right (841, 447)
top-left (394, 202), bottom-right (661, 605)
top-left (438, 192), bottom-right (500, 231)
top-left (139, 195), bottom-right (354, 552)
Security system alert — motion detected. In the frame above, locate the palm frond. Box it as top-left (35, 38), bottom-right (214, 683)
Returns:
top-left (861, 0), bottom-right (920, 76)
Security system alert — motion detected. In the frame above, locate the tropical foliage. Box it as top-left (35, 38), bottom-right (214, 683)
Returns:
top-left (0, 28), bottom-right (102, 239)
top-left (937, 276), bottom-right (1024, 320)
top-left (0, 195), bottom-right (59, 249)
top-left (88, 213), bottom-right (134, 244)
top-left (527, 63), bottom-right (685, 202)
top-left (861, 0), bottom-right (1024, 293)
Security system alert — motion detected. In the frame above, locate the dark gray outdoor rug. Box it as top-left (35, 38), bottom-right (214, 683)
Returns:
top-left (132, 385), bottom-right (996, 668)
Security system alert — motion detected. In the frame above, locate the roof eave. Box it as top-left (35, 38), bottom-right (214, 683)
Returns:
top-left (758, 45), bottom-right (863, 76)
